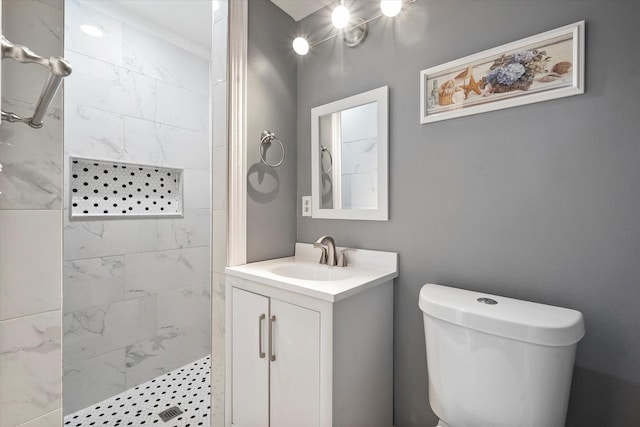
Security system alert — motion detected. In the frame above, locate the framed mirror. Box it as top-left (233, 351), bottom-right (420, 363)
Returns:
top-left (311, 86), bottom-right (388, 220)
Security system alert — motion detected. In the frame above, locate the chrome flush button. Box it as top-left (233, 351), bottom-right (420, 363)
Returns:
top-left (477, 297), bottom-right (498, 305)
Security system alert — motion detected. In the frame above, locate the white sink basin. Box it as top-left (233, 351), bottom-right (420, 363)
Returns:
top-left (270, 264), bottom-right (352, 281)
top-left (225, 243), bottom-right (398, 302)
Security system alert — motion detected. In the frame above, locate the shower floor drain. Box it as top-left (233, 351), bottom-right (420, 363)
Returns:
top-left (158, 406), bottom-right (183, 422)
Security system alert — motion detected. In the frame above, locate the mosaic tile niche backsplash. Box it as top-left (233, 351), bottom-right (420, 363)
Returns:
top-left (70, 158), bottom-right (183, 218)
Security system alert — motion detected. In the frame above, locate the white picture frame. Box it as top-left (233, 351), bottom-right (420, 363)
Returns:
top-left (420, 21), bottom-right (585, 124)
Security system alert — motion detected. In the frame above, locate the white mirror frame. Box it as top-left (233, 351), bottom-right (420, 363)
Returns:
top-left (311, 86), bottom-right (389, 221)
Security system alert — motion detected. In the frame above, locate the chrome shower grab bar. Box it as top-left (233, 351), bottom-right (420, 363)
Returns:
top-left (1, 36), bottom-right (72, 129)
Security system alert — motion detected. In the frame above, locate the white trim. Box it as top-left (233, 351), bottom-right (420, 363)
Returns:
top-left (227, 0), bottom-right (248, 267)
top-left (226, 1), bottom-right (248, 425)
top-left (311, 86), bottom-right (389, 221)
top-left (420, 21), bottom-right (585, 124)
top-left (331, 112), bottom-right (342, 209)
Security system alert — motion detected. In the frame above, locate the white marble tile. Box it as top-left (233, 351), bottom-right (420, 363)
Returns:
top-left (122, 24), bottom-right (210, 96)
top-left (0, 210), bottom-right (62, 321)
top-left (124, 247), bottom-right (210, 299)
top-left (64, 51), bottom-right (157, 121)
top-left (160, 125), bottom-right (210, 171)
top-left (183, 169), bottom-right (211, 209)
top-left (213, 81), bottom-right (227, 148)
top-left (0, 99), bottom-right (63, 210)
top-left (63, 296), bottom-right (157, 365)
top-left (212, 210), bottom-right (227, 274)
top-left (211, 273), bottom-right (226, 339)
top-left (124, 70), bottom-right (158, 121)
top-left (212, 145), bottom-right (227, 211)
top-left (155, 80), bottom-right (208, 132)
top-left (63, 349), bottom-right (126, 414)
top-left (2, 0), bottom-right (63, 107)
top-left (213, 17), bottom-right (228, 84)
top-left (63, 51), bottom-right (127, 114)
top-left (63, 256), bottom-right (125, 314)
top-left (341, 137), bottom-right (378, 174)
top-left (211, 330), bottom-right (225, 427)
top-left (341, 101), bottom-right (377, 142)
top-left (121, 116), bottom-right (167, 166)
top-left (122, 117), bottom-right (210, 171)
top-left (214, 0), bottom-right (228, 24)
top-left (157, 286), bottom-right (210, 335)
top-left (63, 211), bottom-right (157, 260)
top-left (17, 409), bottom-right (62, 427)
top-left (0, 311), bottom-right (62, 427)
top-left (64, 103), bottom-right (125, 161)
top-left (124, 329), bottom-right (209, 389)
top-left (156, 208), bottom-right (211, 250)
top-left (343, 172), bottom-right (377, 210)
top-left (65, 0), bottom-right (123, 66)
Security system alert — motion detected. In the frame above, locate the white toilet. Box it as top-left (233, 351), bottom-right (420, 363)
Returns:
top-left (419, 283), bottom-right (585, 427)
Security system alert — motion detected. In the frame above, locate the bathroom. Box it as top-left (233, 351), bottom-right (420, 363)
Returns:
top-left (1, 0), bottom-right (640, 426)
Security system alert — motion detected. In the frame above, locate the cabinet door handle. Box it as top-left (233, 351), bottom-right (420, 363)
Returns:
top-left (258, 314), bottom-right (266, 359)
top-left (269, 315), bottom-right (276, 362)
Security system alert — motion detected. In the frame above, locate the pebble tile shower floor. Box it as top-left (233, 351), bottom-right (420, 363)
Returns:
top-left (64, 355), bottom-right (211, 426)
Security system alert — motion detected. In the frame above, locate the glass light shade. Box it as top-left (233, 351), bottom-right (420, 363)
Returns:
top-left (80, 24), bottom-right (103, 37)
top-left (380, 0), bottom-right (402, 17)
top-left (293, 37), bottom-right (310, 55)
top-left (331, 5), bottom-right (350, 29)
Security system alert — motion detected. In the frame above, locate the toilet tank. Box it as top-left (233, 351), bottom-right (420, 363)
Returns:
top-left (419, 283), bottom-right (585, 427)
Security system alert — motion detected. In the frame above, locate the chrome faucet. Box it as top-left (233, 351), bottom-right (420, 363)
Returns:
top-left (313, 235), bottom-right (337, 266)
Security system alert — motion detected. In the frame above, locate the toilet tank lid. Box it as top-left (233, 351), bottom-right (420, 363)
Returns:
top-left (419, 283), bottom-right (585, 347)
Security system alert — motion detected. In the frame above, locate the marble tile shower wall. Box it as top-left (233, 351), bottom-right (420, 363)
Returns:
top-left (0, 1), bottom-right (64, 426)
top-left (62, 0), bottom-right (212, 415)
top-left (211, 3), bottom-right (229, 426)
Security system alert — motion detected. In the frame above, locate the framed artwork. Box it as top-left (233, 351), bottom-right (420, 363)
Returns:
top-left (420, 21), bottom-right (585, 124)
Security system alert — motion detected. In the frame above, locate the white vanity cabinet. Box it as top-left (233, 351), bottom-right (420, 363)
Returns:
top-left (231, 287), bottom-right (320, 427)
top-left (226, 243), bottom-right (398, 427)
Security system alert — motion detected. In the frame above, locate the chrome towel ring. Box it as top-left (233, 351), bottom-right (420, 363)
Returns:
top-left (320, 145), bottom-right (333, 173)
top-left (259, 130), bottom-right (285, 168)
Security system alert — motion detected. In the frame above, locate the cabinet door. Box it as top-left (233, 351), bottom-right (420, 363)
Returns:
top-left (270, 299), bottom-right (321, 427)
top-left (232, 288), bottom-right (270, 427)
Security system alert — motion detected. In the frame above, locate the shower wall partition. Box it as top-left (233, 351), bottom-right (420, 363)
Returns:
top-left (62, 0), bottom-right (212, 415)
top-left (0, 1), bottom-right (64, 426)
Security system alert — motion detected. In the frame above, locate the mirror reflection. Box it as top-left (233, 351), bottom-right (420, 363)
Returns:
top-left (311, 86), bottom-right (388, 221)
top-left (319, 101), bottom-right (378, 210)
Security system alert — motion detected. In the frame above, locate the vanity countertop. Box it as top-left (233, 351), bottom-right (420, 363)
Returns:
top-left (225, 243), bottom-right (398, 302)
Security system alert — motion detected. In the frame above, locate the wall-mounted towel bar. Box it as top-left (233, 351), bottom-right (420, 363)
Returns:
top-left (1, 35), bottom-right (72, 128)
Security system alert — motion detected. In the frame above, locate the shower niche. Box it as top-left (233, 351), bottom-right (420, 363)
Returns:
top-left (69, 157), bottom-right (183, 218)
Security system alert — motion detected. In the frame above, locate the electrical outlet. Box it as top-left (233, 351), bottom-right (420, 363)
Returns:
top-left (302, 196), bottom-right (312, 217)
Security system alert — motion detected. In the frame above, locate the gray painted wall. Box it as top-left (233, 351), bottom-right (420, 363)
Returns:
top-left (247, 0), bottom-right (298, 262)
top-left (295, 1), bottom-right (640, 426)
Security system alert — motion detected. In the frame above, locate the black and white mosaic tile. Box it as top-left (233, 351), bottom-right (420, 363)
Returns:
top-left (70, 157), bottom-right (183, 218)
top-left (64, 355), bottom-right (210, 427)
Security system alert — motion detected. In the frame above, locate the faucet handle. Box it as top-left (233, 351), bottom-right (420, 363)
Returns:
top-left (337, 248), bottom-right (348, 267)
top-left (313, 242), bottom-right (328, 264)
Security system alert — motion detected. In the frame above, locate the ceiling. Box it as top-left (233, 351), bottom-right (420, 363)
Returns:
top-left (112, 0), bottom-right (214, 48)
top-left (270, 0), bottom-right (334, 21)
top-left (107, 0), bottom-right (332, 50)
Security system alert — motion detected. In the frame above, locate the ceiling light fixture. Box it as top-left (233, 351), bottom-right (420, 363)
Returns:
top-left (293, 37), bottom-right (310, 55)
top-left (331, 5), bottom-right (351, 29)
top-left (380, 0), bottom-right (403, 17)
top-left (292, 0), bottom-right (416, 56)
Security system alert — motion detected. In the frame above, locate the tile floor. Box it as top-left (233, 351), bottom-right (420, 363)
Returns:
top-left (64, 355), bottom-right (211, 426)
